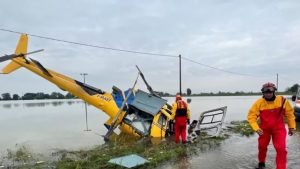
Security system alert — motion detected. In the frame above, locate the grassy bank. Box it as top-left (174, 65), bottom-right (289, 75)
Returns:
top-left (55, 134), bottom-right (229, 169)
top-left (1, 121), bottom-right (253, 169)
top-left (227, 120), bottom-right (255, 137)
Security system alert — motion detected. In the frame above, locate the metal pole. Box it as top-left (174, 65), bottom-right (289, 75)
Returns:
top-left (80, 73), bottom-right (91, 131)
top-left (276, 73), bottom-right (278, 91)
top-left (179, 54), bottom-right (182, 95)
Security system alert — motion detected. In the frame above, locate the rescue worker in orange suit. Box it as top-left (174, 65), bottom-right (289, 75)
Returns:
top-left (247, 82), bottom-right (296, 169)
top-left (172, 94), bottom-right (190, 144)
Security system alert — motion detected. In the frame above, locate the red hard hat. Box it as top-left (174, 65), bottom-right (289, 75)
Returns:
top-left (175, 94), bottom-right (182, 101)
top-left (261, 82), bottom-right (277, 92)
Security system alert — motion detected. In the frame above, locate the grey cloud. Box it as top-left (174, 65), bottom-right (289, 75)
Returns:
top-left (0, 0), bottom-right (300, 94)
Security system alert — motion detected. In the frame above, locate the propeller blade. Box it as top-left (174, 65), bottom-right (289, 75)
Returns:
top-left (135, 65), bottom-right (157, 96)
top-left (26, 49), bottom-right (44, 55)
top-left (0, 49), bottom-right (44, 63)
top-left (0, 54), bottom-right (16, 62)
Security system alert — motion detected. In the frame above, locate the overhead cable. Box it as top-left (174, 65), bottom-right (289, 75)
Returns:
top-left (0, 28), bottom-right (280, 78)
top-left (0, 28), bottom-right (177, 58)
top-left (181, 56), bottom-right (255, 76)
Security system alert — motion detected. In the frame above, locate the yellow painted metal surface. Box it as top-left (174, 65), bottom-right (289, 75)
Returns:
top-left (150, 113), bottom-right (168, 138)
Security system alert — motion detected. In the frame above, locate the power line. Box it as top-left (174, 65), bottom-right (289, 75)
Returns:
top-left (0, 28), bottom-right (285, 78)
top-left (181, 56), bottom-right (255, 76)
top-left (0, 28), bottom-right (177, 58)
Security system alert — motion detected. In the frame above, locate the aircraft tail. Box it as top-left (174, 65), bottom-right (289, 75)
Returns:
top-left (1, 61), bottom-right (22, 74)
top-left (1, 34), bottom-right (28, 74)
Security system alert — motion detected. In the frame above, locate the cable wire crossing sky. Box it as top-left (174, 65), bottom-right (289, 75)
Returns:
top-left (0, 0), bottom-right (299, 94)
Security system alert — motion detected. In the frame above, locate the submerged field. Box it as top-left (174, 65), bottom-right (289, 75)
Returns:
top-left (1, 121), bottom-right (254, 169)
top-left (1, 98), bottom-right (299, 169)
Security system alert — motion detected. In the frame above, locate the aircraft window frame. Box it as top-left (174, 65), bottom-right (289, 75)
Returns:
top-left (125, 105), bottom-right (153, 136)
top-left (157, 114), bottom-right (167, 127)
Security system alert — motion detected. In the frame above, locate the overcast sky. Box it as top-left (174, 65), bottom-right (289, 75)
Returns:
top-left (0, 0), bottom-right (299, 95)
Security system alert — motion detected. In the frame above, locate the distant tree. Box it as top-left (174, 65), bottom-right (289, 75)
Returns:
top-left (65, 92), bottom-right (75, 99)
top-left (187, 88), bottom-right (192, 96)
top-left (163, 92), bottom-right (171, 96)
top-left (22, 93), bottom-right (36, 100)
top-left (50, 92), bottom-right (64, 99)
top-left (43, 93), bottom-right (50, 99)
top-left (285, 84), bottom-right (299, 93)
top-left (34, 92), bottom-right (50, 99)
top-left (154, 91), bottom-right (172, 97)
top-left (1, 93), bottom-right (12, 100)
top-left (12, 94), bottom-right (20, 100)
top-left (34, 92), bottom-right (43, 100)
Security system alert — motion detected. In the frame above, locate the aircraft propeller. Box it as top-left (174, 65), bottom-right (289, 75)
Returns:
top-left (0, 49), bottom-right (44, 63)
top-left (135, 65), bottom-right (159, 97)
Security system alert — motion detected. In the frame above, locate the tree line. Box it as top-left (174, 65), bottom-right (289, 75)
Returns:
top-left (160, 83), bottom-right (299, 97)
top-left (0, 84), bottom-right (298, 101)
top-left (0, 92), bottom-right (75, 101)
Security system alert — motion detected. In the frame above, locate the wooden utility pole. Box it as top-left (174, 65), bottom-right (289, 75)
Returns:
top-left (179, 54), bottom-right (182, 95)
top-left (276, 73), bottom-right (279, 91)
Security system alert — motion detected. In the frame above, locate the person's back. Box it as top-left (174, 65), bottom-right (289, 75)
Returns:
top-left (172, 94), bottom-right (190, 144)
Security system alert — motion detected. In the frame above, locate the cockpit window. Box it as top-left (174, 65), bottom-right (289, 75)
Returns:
top-left (157, 114), bottom-right (167, 127)
top-left (131, 121), bottom-right (151, 136)
top-left (124, 106), bottom-right (153, 136)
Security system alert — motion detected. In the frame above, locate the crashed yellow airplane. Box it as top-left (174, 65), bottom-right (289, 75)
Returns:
top-left (0, 34), bottom-right (174, 139)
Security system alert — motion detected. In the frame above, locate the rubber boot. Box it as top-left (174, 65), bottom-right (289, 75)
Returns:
top-left (256, 162), bottom-right (265, 169)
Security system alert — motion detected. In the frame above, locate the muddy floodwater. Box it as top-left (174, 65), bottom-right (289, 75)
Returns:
top-left (0, 96), bottom-right (299, 169)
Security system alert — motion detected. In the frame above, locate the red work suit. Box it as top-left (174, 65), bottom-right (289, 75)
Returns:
top-left (172, 100), bottom-right (190, 144)
top-left (248, 96), bottom-right (296, 169)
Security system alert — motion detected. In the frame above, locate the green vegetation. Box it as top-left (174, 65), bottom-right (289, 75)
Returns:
top-left (1, 133), bottom-right (228, 169)
top-left (0, 84), bottom-right (298, 100)
top-left (160, 83), bottom-right (299, 97)
top-left (1, 121), bottom-right (261, 169)
top-left (227, 120), bottom-right (255, 137)
top-left (2, 145), bottom-right (47, 169)
top-left (55, 135), bottom-right (228, 169)
top-left (7, 145), bottom-right (33, 162)
top-left (0, 92), bottom-right (75, 101)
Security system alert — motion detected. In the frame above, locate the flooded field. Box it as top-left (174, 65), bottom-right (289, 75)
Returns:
top-left (0, 99), bottom-right (107, 156)
top-left (0, 96), bottom-right (299, 169)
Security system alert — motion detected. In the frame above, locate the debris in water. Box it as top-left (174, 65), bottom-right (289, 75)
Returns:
top-left (36, 161), bottom-right (45, 164)
top-left (108, 154), bottom-right (149, 168)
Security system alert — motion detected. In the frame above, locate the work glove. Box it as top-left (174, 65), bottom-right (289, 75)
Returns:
top-left (187, 119), bottom-right (190, 125)
top-left (288, 128), bottom-right (295, 136)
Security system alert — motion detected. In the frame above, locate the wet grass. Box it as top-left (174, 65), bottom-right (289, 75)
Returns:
top-left (0, 134), bottom-right (228, 169)
top-left (1, 145), bottom-right (48, 169)
top-left (55, 136), bottom-right (229, 169)
top-left (227, 120), bottom-right (255, 136)
top-left (7, 145), bottom-right (32, 162)
top-left (56, 140), bottom-right (185, 169)
top-left (1, 122), bottom-right (252, 169)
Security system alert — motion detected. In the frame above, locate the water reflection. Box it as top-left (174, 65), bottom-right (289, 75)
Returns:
top-left (2, 104), bottom-right (12, 108)
top-left (176, 151), bottom-right (191, 169)
top-left (156, 118), bottom-right (300, 168)
top-left (0, 100), bottom-right (82, 108)
top-left (0, 99), bottom-right (105, 156)
top-left (181, 123), bottom-right (300, 169)
top-left (0, 96), bottom-right (299, 169)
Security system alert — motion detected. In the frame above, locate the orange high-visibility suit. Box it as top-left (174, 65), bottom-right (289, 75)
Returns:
top-left (248, 96), bottom-right (296, 169)
top-left (172, 98), bottom-right (190, 144)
